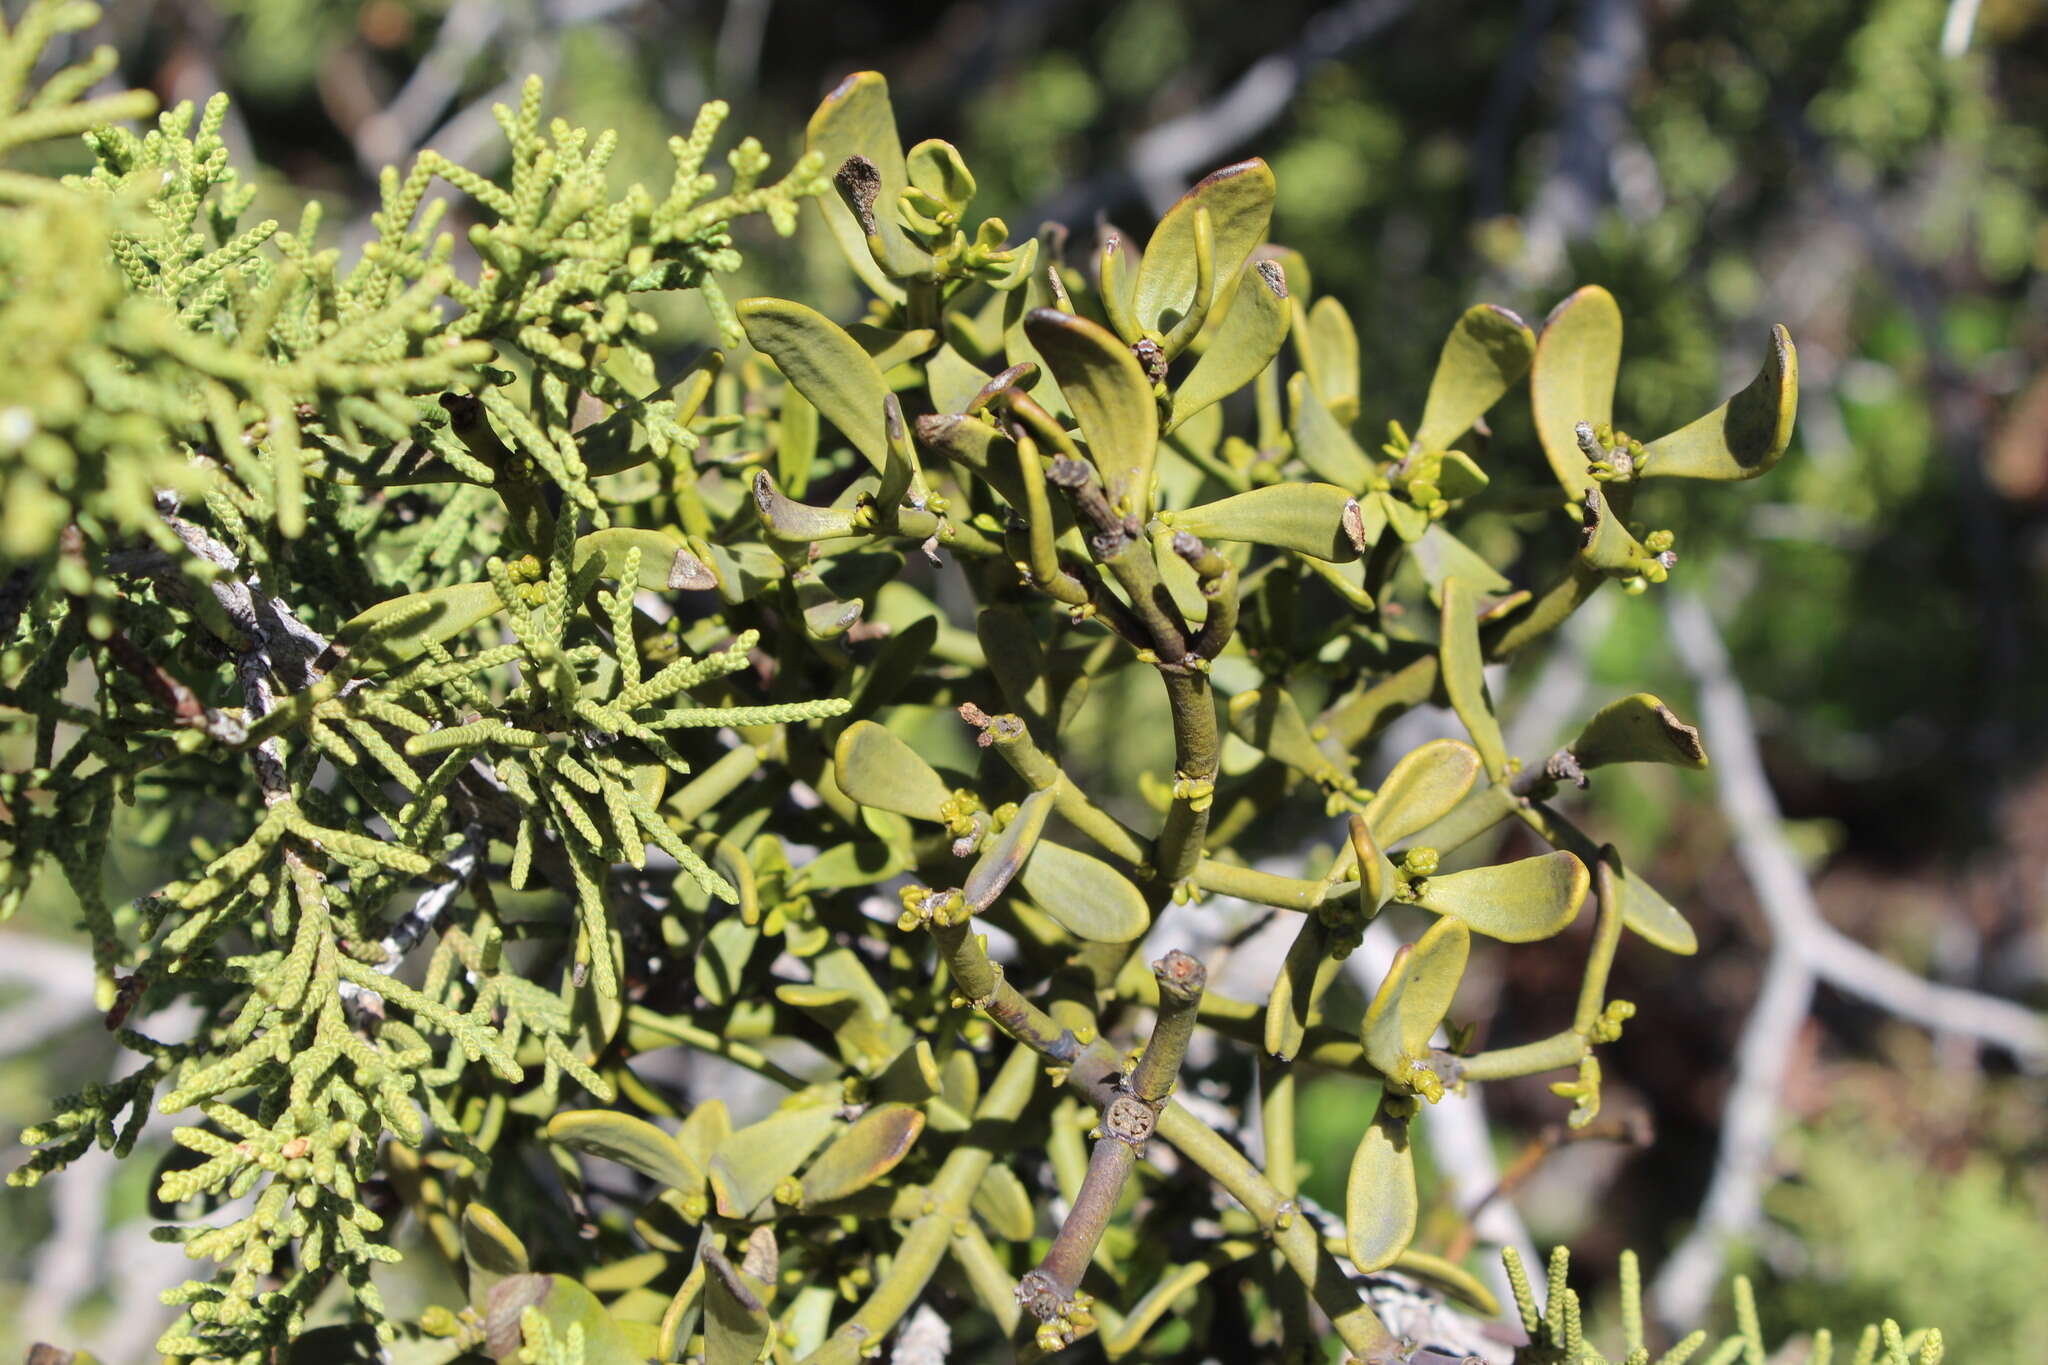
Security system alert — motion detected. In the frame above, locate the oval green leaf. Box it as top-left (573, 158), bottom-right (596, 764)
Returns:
top-left (1346, 1102), bottom-right (1418, 1273)
top-left (1305, 295), bottom-right (1362, 424)
top-left (1361, 916), bottom-right (1470, 1076)
top-left (972, 1161), bottom-right (1038, 1241)
top-left (330, 581), bottom-right (502, 675)
top-left (833, 719), bottom-right (954, 822)
top-left (1018, 839), bottom-right (1151, 943)
top-left (1364, 738), bottom-right (1483, 845)
top-left (1167, 258), bottom-right (1290, 433)
top-left (1411, 850), bottom-right (1590, 943)
top-left (805, 71), bottom-right (922, 297)
top-left (484, 1273), bottom-right (643, 1365)
top-left (708, 1103), bottom-right (842, 1219)
top-left (1134, 159), bottom-right (1275, 337)
top-left (1289, 371), bottom-right (1376, 488)
top-left (799, 1103), bottom-right (926, 1207)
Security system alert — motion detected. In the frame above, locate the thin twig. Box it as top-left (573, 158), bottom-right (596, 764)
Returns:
top-left (1649, 590), bottom-right (2048, 1330)
top-left (1665, 592), bottom-right (2048, 1062)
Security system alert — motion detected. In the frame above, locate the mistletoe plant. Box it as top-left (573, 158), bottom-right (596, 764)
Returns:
top-left (0, 12), bottom-right (1940, 1364)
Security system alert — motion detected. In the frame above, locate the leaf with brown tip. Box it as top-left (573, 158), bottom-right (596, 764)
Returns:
top-left (1135, 159), bottom-right (1275, 337)
top-left (1415, 304), bottom-right (1536, 451)
top-left (1570, 693), bottom-right (1708, 770)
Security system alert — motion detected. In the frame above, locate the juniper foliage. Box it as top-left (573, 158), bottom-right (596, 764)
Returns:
top-left (0, 7), bottom-right (1939, 1363)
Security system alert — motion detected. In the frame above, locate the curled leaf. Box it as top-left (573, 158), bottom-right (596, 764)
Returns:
top-left (1571, 693), bottom-right (1708, 770)
top-left (1641, 325), bottom-right (1798, 480)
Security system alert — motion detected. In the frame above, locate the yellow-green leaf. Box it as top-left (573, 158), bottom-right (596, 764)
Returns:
top-left (702, 1246), bottom-right (774, 1365)
top-left (1571, 693), bottom-right (1707, 770)
top-left (1304, 295), bottom-right (1361, 424)
top-left (484, 1273), bottom-right (643, 1364)
top-left (1364, 739), bottom-right (1483, 845)
top-left (1265, 917), bottom-right (1341, 1061)
top-left (574, 528), bottom-right (703, 593)
top-left (1361, 917), bottom-right (1469, 1076)
top-left (1415, 304), bottom-right (1536, 451)
top-left (708, 1103), bottom-right (842, 1219)
top-left (1411, 851), bottom-right (1590, 942)
top-left (1531, 285), bottom-right (1621, 500)
top-left (833, 720), bottom-right (953, 822)
top-left (964, 786), bottom-right (1054, 910)
top-left (1527, 804), bottom-right (1697, 954)
top-left (799, 1103), bottom-right (925, 1206)
top-left (1642, 325), bottom-right (1798, 480)
top-left (739, 297), bottom-right (892, 471)
top-left (1228, 687), bottom-right (1341, 781)
top-left (462, 1204), bottom-right (529, 1314)
top-left (1346, 1101), bottom-right (1418, 1273)
top-left (1289, 371), bottom-right (1376, 488)
top-left (1020, 839), bottom-right (1151, 943)
top-left (1022, 307), bottom-right (1159, 511)
top-left (1441, 577), bottom-right (1508, 779)
top-left (973, 1161), bottom-right (1038, 1241)
top-left (805, 71), bottom-right (922, 298)
top-left (547, 1110), bottom-right (705, 1192)
top-left (1412, 524), bottom-right (1511, 606)
top-left (330, 581), bottom-right (501, 675)
top-left (1165, 482), bottom-right (1367, 562)
top-left (1167, 258), bottom-right (1291, 433)
top-left (1134, 159), bottom-right (1275, 337)
top-left (751, 470), bottom-right (861, 543)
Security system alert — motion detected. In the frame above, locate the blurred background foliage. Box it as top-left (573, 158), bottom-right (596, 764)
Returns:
top-left (3, 0), bottom-right (2044, 1359)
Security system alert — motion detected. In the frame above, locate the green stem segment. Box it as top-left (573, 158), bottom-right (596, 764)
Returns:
top-left (929, 921), bottom-right (1398, 1361)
